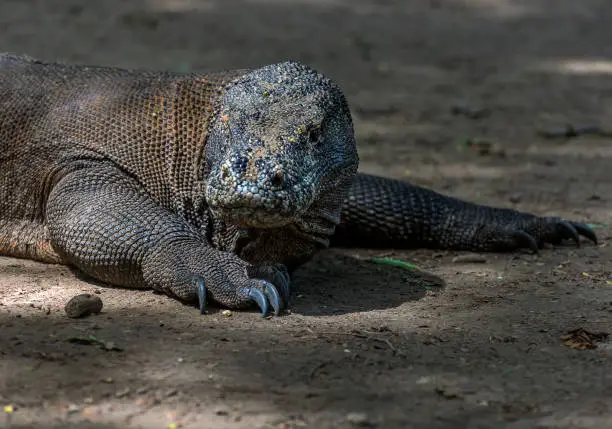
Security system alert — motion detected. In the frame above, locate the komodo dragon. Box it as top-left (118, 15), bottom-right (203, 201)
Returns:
top-left (0, 54), bottom-right (597, 317)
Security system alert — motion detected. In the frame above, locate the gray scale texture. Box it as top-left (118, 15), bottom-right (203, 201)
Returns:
top-left (0, 54), bottom-right (596, 315)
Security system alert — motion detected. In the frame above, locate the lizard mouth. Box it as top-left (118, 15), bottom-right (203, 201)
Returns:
top-left (212, 206), bottom-right (298, 229)
top-left (205, 174), bottom-right (318, 229)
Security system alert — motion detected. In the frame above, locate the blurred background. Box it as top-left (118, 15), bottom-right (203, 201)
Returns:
top-left (2, 0), bottom-right (610, 203)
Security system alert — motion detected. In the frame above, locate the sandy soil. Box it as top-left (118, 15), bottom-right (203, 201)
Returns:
top-left (1, 1), bottom-right (611, 428)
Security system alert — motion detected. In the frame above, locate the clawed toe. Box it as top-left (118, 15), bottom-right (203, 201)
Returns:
top-left (555, 220), bottom-right (581, 247)
top-left (272, 269), bottom-right (291, 308)
top-left (263, 283), bottom-right (282, 316)
top-left (545, 218), bottom-right (598, 248)
top-left (571, 222), bottom-right (598, 245)
top-left (493, 217), bottom-right (598, 253)
top-left (194, 278), bottom-right (207, 314)
top-left (190, 271), bottom-right (288, 317)
top-left (248, 287), bottom-right (268, 316)
top-left (512, 230), bottom-right (539, 253)
top-left (246, 281), bottom-right (284, 317)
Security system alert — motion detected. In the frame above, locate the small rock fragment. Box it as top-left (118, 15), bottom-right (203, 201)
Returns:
top-left (346, 412), bottom-right (370, 426)
top-left (214, 405), bottom-right (229, 416)
top-left (66, 403), bottom-right (80, 414)
top-left (435, 385), bottom-right (462, 399)
top-left (64, 294), bottom-right (103, 318)
top-left (115, 387), bottom-right (131, 398)
top-left (164, 388), bottom-right (178, 398)
top-left (101, 341), bottom-right (123, 352)
top-left (508, 192), bottom-right (523, 203)
top-left (560, 328), bottom-right (609, 350)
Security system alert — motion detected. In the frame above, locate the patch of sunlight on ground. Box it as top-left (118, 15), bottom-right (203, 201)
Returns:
top-left (535, 59), bottom-right (612, 75)
top-left (525, 142), bottom-right (612, 158)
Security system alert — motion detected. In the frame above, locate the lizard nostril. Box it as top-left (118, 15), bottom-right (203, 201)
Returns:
top-left (270, 169), bottom-right (284, 188)
top-left (221, 164), bottom-right (230, 180)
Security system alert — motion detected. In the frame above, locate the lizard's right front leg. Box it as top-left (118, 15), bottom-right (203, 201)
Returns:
top-left (45, 165), bottom-right (288, 316)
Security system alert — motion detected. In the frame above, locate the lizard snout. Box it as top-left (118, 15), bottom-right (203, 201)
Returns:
top-left (219, 154), bottom-right (287, 192)
top-left (205, 156), bottom-right (302, 228)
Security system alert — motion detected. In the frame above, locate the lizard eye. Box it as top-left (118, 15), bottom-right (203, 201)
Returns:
top-left (308, 126), bottom-right (322, 144)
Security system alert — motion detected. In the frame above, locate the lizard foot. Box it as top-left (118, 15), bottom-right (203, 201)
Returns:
top-left (191, 266), bottom-right (290, 317)
top-left (144, 245), bottom-right (291, 317)
top-left (191, 277), bottom-right (286, 317)
top-left (542, 218), bottom-right (597, 247)
top-left (484, 217), bottom-right (597, 253)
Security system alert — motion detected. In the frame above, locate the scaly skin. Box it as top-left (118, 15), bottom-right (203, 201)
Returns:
top-left (0, 54), bottom-right (597, 317)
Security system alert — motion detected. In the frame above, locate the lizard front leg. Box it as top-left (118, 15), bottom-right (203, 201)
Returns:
top-left (45, 164), bottom-right (288, 316)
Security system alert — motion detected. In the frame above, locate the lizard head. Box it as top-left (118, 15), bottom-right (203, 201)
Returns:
top-left (203, 61), bottom-right (358, 238)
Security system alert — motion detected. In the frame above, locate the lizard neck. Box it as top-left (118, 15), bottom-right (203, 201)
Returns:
top-left (165, 75), bottom-right (240, 224)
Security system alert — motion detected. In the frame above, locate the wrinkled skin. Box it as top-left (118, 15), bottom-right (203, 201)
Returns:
top-left (0, 55), bottom-right (597, 317)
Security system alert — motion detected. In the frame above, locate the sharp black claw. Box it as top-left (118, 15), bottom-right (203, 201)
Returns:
top-left (572, 222), bottom-right (598, 245)
top-left (557, 221), bottom-right (581, 247)
top-left (263, 283), bottom-right (282, 316)
top-left (513, 230), bottom-right (539, 253)
top-left (273, 270), bottom-right (291, 308)
top-left (195, 278), bottom-right (207, 314)
top-left (248, 287), bottom-right (269, 317)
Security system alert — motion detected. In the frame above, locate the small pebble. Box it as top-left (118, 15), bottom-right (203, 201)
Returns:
top-left (64, 294), bottom-right (103, 318)
top-left (115, 387), bottom-right (131, 398)
top-left (67, 403), bottom-right (80, 413)
top-left (509, 192), bottom-right (523, 203)
top-left (346, 412), bottom-right (370, 426)
top-left (214, 405), bottom-right (229, 416)
top-left (164, 388), bottom-right (178, 398)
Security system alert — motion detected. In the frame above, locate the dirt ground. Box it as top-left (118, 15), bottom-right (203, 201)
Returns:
top-left (1, 1), bottom-right (612, 428)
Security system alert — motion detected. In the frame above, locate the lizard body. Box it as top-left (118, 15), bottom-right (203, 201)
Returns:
top-left (0, 54), bottom-right (596, 316)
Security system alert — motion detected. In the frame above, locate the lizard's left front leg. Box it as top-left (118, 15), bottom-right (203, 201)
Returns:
top-left (45, 164), bottom-right (290, 316)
